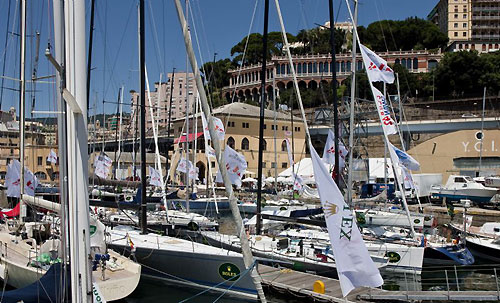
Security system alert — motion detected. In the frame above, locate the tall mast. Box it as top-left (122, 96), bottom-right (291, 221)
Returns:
top-left (19, 0), bottom-right (26, 222)
top-left (86, 0), bottom-right (96, 112)
top-left (51, 0), bottom-right (69, 299)
top-left (347, 0), bottom-right (358, 204)
top-left (139, 0), bottom-right (147, 234)
top-left (166, 67), bottom-right (175, 184)
top-left (63, 0), bottom-right (92, 299)
top-left (173, 1), bottom-right (267, 301)
top-left (329, 0), bottom-right (340, 186)
top-left (256, 0), bottom-right (269, 236)
top-left (113, 87), bottom-right (122, 178)
top-left (184, 0), bottom-right (190, 212)
top-left (478, 86), bottom-right (486, 175)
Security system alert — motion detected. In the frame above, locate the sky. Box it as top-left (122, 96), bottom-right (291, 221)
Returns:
top-left (0, 0), bottom-right (438, 117)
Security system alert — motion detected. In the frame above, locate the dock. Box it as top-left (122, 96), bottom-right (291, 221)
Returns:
top-left (257, 264), bottom-right (380, 302)
top-left (257, 265), bottom-right (500, 302)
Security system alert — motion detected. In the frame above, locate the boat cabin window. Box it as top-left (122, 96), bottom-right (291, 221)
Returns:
top-left (454, 177), bottom-right (467, 183)
top-left (464, 176), bottom-right (473, 182)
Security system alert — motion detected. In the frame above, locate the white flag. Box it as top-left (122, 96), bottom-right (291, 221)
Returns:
top-left (5, 159), bottom-right (39, 198)
top-left (292, 173), bottom-right (304, 193)
top-left (370, 86), bottom-right (398, 136)
top-left (206, 145), bottom-right (216, 158)
top-left (389, 143), bottom-right (420, 171)
top-left (215, 145), bottom-right (247, 187)
top-left (309, 142), bottom-right (383, 296)
top-left (201, 113), bottom-right (225, 141)
top-left (285, 137), bottom-right (294, 166)
top-left (47, 149), bottom-right (58, 164)
top-left (401, 166), bottom-right (416, 191)
top-left (148, 166), bottom-right (162, 187)
top-left (94, 154), bottom-right (112, 179)
top-left (359, 44), bottom-right (394, 84)
top-left (188, 166), bottom-right (199, 180)
top-left (176, 158), bottom-right (193, 174)
top-left (322, 129), bottom-right (348, 168)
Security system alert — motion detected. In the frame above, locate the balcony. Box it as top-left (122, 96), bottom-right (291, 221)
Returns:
top-left (472, 15), bottom-right (500, 20)
top-left (472, 34), bottom-right (500, 40)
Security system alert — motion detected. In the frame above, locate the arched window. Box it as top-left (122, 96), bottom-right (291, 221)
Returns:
top-left (276, 65), bottom-right (281, 75)
top-left (325, 61), bottom-right (329, 73)
top-left (341, 62), bottom-right (345, 72)
top-left (281, 64), bottom-right (285, 75)
top-left (0, 171), bottom-right (6, 180)
top-left (262, 139), bottom-right (267, 151)
top-left (52, 172), bottom-right (59, 180)
top-left (346, 61), bottom-right (351, 72)
top-left (406, 58), bottom-right (412, 70)
top-left (227, 137), bottom-right (235, 149)
top-left (297, 63), bottom-right (302, 74)
top-left (308, 62), bottom-right (313, 73)
top-left (357, 60), bottom-right (363, 71)
top-left (281, 140), bottom-right (288, 152)
top-left (413, 58), bottom-right (418, 70)
top-left (401, 58), bottom-right (406, 68)
top-left (35, 171), bottom-right (47, 180)
top-left (286, 64), bottom-right (291, 74)
top-left (313, 63), bottom-right (317, 73)
top-left (319, 62), bottom-right (324, 73)
top-left (241, 138), bottom-right (249, 150)
top-left (395, 58), bottom-right (400, 65)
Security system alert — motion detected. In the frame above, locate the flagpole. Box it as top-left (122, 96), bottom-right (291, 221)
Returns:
top-left (347, 0), bottom-right (358, 205)
top-left (255, 0), bottom-right (269, 236)
top-left (19, 0), bottom-right (26, 222)
top-left (329, 0), bottom-right (340, 186)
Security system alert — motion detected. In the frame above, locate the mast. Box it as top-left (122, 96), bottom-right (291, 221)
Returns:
top-left (166, 68), bottom-right (175, 184)
top-left (173, 1), bottom-right (267, 301)
top-left (19, 0), bottom-right (26, 222)
top-left (272, 69), bottom-right (278, 193)
top-left (51, 0), bottom-right (69, 299)
top-left (117, 85), bottom-right (124, 177)
top-left (329, 0), bottom-right (340, 186)
top-left (64, 0), bottom-right (92, 299)
top-left (347, 0), bottom-right (358, 204)
top-left (113, 88), bottom-right (122, 179)
top-left (256, 0), bottom-right (269, 236)
top-left (184, 0), bottom-right (190, 212)
top-left (139, 0), bottom-right (147, 234)
top-left (86, 0), bottom-right (95, 112)
top-left (478, 87), bottom-right (486, 175)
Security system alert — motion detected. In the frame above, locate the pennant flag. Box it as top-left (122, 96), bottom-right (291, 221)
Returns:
top-left (201, 113), bottom-right (225, 141)
top-left (285, 137), bottom-right (294, 167)
top-left (148, 166), bottom-right (162, 187)
top-left (309, 142), bottom-right (383, 296)
top-left (292, 173), bottom-right (304, 193)
top-left (215, 145), bottom-right (247, 187)
top-left (401, 166), bottom-right (416, 190)
top-left (188, 166), bottom-right (199, 180)
top-left (369, 86), bottom-right (398, 136)
top-left (322, 129), bottom-right (348, 169)
top-left (389, 143), bottom-right (420, 171)
top-left (47, 149), bottom-right (58, 164)
top-left (5, 160), bottom-right (39, 197)
top-left (176, 158), bottom-right (193, 174)
top-left (206, 145), bottom-right (216, 158)
top-left (359, 44), bottom-right (394, 84)
top-left (94, 154), bottom-right (112, 179)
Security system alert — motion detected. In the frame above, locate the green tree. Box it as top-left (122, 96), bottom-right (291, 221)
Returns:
top-left (230, 32), bottom-right (296, 65)
top-left (292, 27), bottom-right (345, 55)
top-left (359, 17), bottom-right (448, 52)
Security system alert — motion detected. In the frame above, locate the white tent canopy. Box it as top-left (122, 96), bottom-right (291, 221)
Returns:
top-left (278, 158), bottom-right (333, 184)
top-left (368, 158), bottom-right (394, 181)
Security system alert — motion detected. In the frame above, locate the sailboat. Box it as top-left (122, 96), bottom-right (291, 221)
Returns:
top-left (0, 0), bottom-right (141, 301)
top-left (105, 0), bottom-right (264, 300)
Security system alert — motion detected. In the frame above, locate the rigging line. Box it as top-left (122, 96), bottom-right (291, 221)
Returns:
top-left (377, 0), bottom-right (398, 51)
top-left (193, 1), bottom-right (213, 66)
top-left (147, 0), bottom-right (165, 73)
top-left (229, 0), bottom-right (259, 105)
top-left (94, 0), bottom-right (135, 106)
top-left (0, 0), bottom-right (19, 110)
top-left (373, 0), bottom-right (389, 52)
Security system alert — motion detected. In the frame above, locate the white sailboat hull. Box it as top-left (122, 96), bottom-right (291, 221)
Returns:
top-left (365, 241), bottom-right (424, 274)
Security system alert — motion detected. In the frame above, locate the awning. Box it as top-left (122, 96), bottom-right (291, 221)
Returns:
top-left (174, 132), bottom-right (203, 144)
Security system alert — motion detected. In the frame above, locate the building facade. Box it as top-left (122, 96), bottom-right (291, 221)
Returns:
top-left (171, 102), bottom-right (306, 181)
top-left (131, 71), bottom-right (196, 134)
top-left (222, 50), bottom-right (442, 103)
top-left (428, 0), bottom-right (500, 52)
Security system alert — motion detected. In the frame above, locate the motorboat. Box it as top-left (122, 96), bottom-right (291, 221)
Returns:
top-left (355, 209), bottom-right (436, 229)
top-left (430, 175), bottom-right (498, 204)
top-left (450, 221), bottom-right (500, 262)
top-left (107, 226), bottom-right (258, 300)
top-left (485, 176), bottom-right (500, 189)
